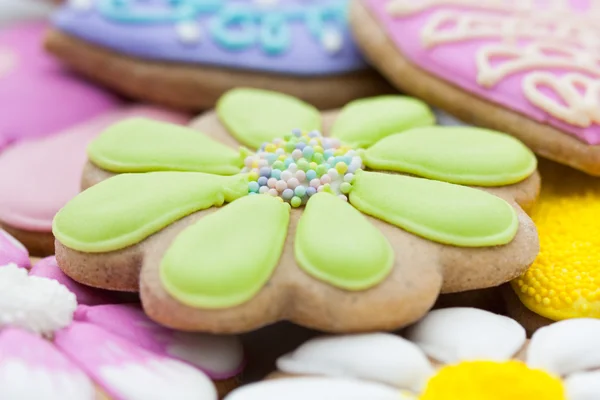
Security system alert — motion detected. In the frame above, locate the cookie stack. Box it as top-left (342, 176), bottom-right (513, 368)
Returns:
top-left (1, 1), bottom-right (599, 399)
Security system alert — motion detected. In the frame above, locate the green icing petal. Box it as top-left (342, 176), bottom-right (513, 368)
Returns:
top-left (160, 195), bottom-right (290, 309)
top-left (88, 118), bottom-right (243, 175)
top-left (53, 172), bottom-right (248, 253)
top-left (349, 171), bottom-right (519, 247)
top-left (330, 96), bottom-right (435, 148)
top-left (295, 193), bottom-right (394, 290)
top-left (217, 88), bottom-right (321, 149)
top-left (362, 127), bottom-right (537, 186)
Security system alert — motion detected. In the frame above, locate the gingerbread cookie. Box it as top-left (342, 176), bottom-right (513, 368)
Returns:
top-left (53, 89), bottom-right (539, 333)
top-left (0, 106), bottom-right (188, 256)
top-left (502, 158), bottom-right (600, 334)
top-left (250, 307), bottom-right (600, 400)
top-left (0, 263), bottom-right (245, 398)
top-left (351, 0), bottom-right (600, 175)
top-left (45, 0), bottom-right (392, 111)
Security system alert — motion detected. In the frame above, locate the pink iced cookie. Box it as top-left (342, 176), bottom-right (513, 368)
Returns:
top-left (55, 322), bottom-right (219, 400)
top-left (0, 228), bottom-right (29, 268)
top-left (0, 105), bottom-right (189, 255)
top-left (29, 256), bottom-right (135, 306)
top-left (74, 304), bottom-right (245, 380)
top-left (354, 0), bottom-right (600, 175)
top-left (0, 22), bottom-right (121, 149)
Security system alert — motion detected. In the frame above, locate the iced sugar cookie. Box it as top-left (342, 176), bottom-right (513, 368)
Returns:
top-left (503, 158), bottom-right (600, 334)
top-left (45, 0), bottom-right (392, 111)
top-left (52, 89), bottom-right (539, 333)
top-left (0, 106), bottom-right (189, 256)
top-left (0, 229), bottom-right (30, 268)
top-left (259, 307), bottom-right (600, 400)
top-left (0, 264), bottom-right (245, 399)
top-left (0, 0), bottom-right (55, 27)
top-left (351, 0), bottom-right (600, 175)
top-left (0, 22), bottom-right (121, 150)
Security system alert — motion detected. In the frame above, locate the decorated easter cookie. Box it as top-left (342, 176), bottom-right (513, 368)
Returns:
top-left (502, 158), bottom-right (600, 334)
top-left (351, 0), bottom-right (600, 175)
top-left (52, 89), bottom-right (540, 333)
top-left (0, 0), bottom-right (55, 27)
top-left (0, 22), bottom-right (121, 151)
top-left (0, 263), bottom-right (245, 399)
top-left (45, 0), bottom-right (392, 111)
top-left (0, 106), bottom-right (189, 256)
top-left (258, 307), bottom-right (600, 400)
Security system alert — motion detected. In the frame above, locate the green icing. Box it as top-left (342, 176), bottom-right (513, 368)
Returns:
top-left (330, 96), bottom-right (435, 148)
top-left (53, 172), bottom-right (248, 253)
top-left (217, 88), bottom-right (321, 149)
top-left (88, 118), bottom-right (244, 175)
top-left (362, 127), bottom-right (537, 186)
top-left (349, 171), bottom-right (519, 247)
top-left (295, 193), bottom-right (394, 290)
top-left (160, 195), bottom-right (290, 309)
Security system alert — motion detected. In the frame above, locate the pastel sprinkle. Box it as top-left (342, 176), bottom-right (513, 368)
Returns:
top-left (242, 130), bottom-right (364, 207)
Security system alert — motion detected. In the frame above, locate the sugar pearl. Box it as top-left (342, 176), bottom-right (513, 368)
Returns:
top-left (294, 186), bottom-right (307, 197)
top-left (295, 170), bottom-right (306, 182)
top-left (292, 149), bottom-right (303, 160)
top-left (310, 179), bottom-right (321, 188)
top-left (344, 173), bottom-right (354, 183)
top-left (288, 163), bottom-right (298, 173)
top-left (290, 196), bottom-right (302, 207)
top-left (267, 178), bottom-right (277, 188)
top-left (321, 175), bottom-right (332, 184)
top-left (268, 188), bottom-right (279, 197)
top-left (338, 194), bottom-right (348, 202)
top-left (257, 176), bottom-right (268, 186)
top-left (259, 167), bottom-right (271, 177)
top-left (248, 181), bottom-right (259, 192)
top-left (340, 182), bottom-right (352, 194)
top-left (306, 187), bottom-right (317, 196)
top-left (287, 178), bottom-right (300, 189)
top-left (275, 180), bottom-right (288, 192)
top-left (258, 159), bottom-right (268, 168)
top-left (306, 170), bottom-right (317, 181)
top-left (281, 171), bottom-right (293, 181)
top-left (259, 186), bottom-right (269, 194)
top-left (282, 189), bottom-right (294, 200)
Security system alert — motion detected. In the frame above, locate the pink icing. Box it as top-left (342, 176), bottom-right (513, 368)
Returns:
top-left (0, 327), bottom-right (89, 378)
top-left (0, 229), bottom-right (29, 268)
top-left (29, 256), bottom-right (133, 306)
top-left (0, 106), bottom-right (189, 231)
top-left (54, 321), bottom-right (218, 400)
top-left (365, 0), bottom-right (600, 145)
top-left (74, 304), bottom-right (245, 379)
top-left (0, 22), bottom-right (121, 150)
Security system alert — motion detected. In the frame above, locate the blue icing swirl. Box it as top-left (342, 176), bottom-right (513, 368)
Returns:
top-left (97, 0), bottom-right (347, 55)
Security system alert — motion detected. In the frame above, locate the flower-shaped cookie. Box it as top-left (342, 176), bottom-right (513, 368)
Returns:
top-left (352, 0), bottom-right (600, 175)
top-left (53, 89), bottom-right (540, 333)
top-left (47, 0), bottom-right (391, 110)
top-left (503, 159), bottom-right (600, 333)
top-left (235, 308), bottom-right (600, 400)
top-left (0, 262), bottom-right (245, 399)
top-left (0, 106), bottom-right (188, 256)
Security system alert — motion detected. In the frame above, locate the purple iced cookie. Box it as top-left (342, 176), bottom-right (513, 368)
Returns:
top-left (53, 0), bottom-right (365, 76)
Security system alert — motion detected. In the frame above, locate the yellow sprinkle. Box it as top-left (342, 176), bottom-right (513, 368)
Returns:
top-left (265, 144), bottom-right (276, 153)
top-left (419, 361), bottom-right (566, 400)
top-left (511, 161), bottom-right (600, 320)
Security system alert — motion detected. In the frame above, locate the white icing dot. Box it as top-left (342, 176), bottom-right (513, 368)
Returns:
top-left (69, 0), bottom-right (93, 11)
top-left (276, 333), bottom-right (434, 392)
top-left (405, 307), bottom-right (526, 364)
top-left (224, 377), bottom-right (406, 400)
top-left (565, 371), bottom-right (600, 400)
top-left (527, 318), bottom-right (600, 376)
top-left (321, 28), bottom-right (343, 54)
top-left (0, 264), bottom-right (77, 335)
top-left (175, 22), bottom-right (202, 45)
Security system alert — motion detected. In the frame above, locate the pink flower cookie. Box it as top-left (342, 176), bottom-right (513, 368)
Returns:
top-left (351, 0), bottom-right (600, 175)
top-left (0, 228), bottom-right (30, 268)
top-left (0, 264), bottom-right (245, 399)
top-left (0, 22), bottom-right (121, 149)
top-left (229, 307), bottom-right (600, 400)
top-left (0, 106), bottom-right (190, 256)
